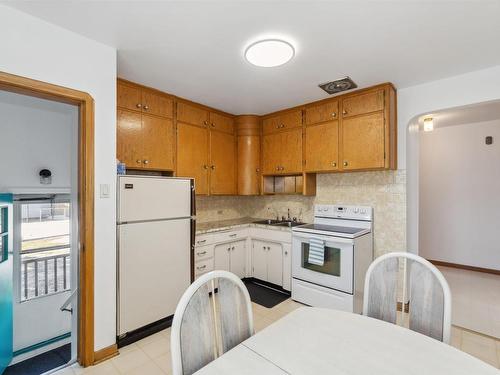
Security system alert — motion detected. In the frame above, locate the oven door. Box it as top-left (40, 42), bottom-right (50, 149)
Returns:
top-left (292, 232), bottom-right (354, 294)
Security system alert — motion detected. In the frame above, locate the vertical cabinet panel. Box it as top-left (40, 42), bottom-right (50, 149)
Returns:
top-left (281, 129), bottom-right (303, 174)
top-left (267, 243), bottom-right (283, 286)
top-left (214, 243), bottom-right (231, 272)
top-left (305, 121), bottom-right (339, 172)
top-left (230, 241), bottom-right (246, 278)
top-left (262, 133), bottom-right (282, 175)
top-left (209, 131), bottom-right (236, 195)
top-left (252, 241), bottom-right (268, 282)
top-left (177, 122), bottom-right (209, 194)
top-left (341, 112), bottom-right (385, 170)
top-left (117, 109), bottom-right (143, 168)
top-left (282, 244), bottom-right (291, 291)
top-left (142, 115), bottom-right (174, 170)
top-left (237, 135), bottom-right (260, 195)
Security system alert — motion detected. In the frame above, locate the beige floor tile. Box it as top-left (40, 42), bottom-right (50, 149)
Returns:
top-left (135, 331), bottom-right (165, 348)
top-left (461, 330), bottom-right (499, 368)
top-left (153, 353), bottom-right (173, 375)
top-left (254, 315), bottom-right (274, 332)
top-left (111, 347), bottom-right (150, 373)
top-left (141, 336), bottom-right (170, 359)
top-left (53, 367), bottom-right (76, 375)
top-left (118, 343), bottom-right (139, 355)
top-left (252, 302), bottom-right (272, 318)
top-left (84, 361), bottom-right (120, 375)
top-left (122, 361), bottom-right (166, 375)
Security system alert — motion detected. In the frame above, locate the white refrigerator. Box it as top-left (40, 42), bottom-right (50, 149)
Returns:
top-left (117, 176), bottom-right (195, 337)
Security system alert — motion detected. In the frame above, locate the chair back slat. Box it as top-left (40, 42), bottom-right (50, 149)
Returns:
top-left (218, 278), bottom-right (253, 353)
top-left (179, 283), bottom-right (217, 375)
top-left (409, 260), bottom-right (445, 341)
top-left (366, 256), bottom-right (398, 324)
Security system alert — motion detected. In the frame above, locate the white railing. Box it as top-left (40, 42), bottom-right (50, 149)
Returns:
top-left (21, 249), bottom-right (71, 301)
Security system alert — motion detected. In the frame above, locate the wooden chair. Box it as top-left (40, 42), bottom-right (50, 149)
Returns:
top-left (171, 270), bottom-right (254, 375)
top-left (363, 252), bottom-right (451, 343)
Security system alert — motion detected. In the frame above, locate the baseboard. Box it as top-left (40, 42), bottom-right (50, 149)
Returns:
top-left (117, 315), bottom-right (173, 348)
top-left (93, 344), bottom-right (118, 364)
top-left (428, 259), bottom-right (500, 275)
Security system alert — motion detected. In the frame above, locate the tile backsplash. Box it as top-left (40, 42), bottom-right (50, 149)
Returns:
top-left (196, 170), bottom-right (406, 257)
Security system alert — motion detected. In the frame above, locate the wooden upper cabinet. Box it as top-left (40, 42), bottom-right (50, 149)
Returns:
top-left (117, 81), bottom-right (142, 112)
top-left (177, 102), bottom-right (209, 127)
top-left (305, 101), bottom-right (339, 125)
top-left (210, 131), bottom-right (236, 195)
top-left (209, 112), bottom-right (234, 134)
top-left (341, 112), bottom-right (385, 170)
top-left (177, 122), bottom-right (209, 195)
top-left (262, 110), bottom-right (302, 134)
top-left (141, 90), bottom-right (173, 118)
top-left (341, 89), bottom-right (384, 118)
top-left (117, 109), bottom-right (143, 168)
top-left (262, 132), bottom-right (282, 175)
top-left (305, 120), bottom-right (339, 172)
top-left (281, 129), bottom-right (303, 174)
top-left (142, 115), bottom-right (174, 170)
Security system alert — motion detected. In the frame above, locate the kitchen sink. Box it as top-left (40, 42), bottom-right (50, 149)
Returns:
top-left (272, 221), bottom-right (305, 228)
top-left (252, 219), bottom-right (281, 225)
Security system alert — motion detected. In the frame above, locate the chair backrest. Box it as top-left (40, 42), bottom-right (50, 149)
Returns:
top-left (171, 270), bottom-right (254, 375)
top-left (363, 252), bottom-right (451, 343)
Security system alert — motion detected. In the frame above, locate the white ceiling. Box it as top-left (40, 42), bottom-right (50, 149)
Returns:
top-left (5, 1), bottom-right (500, 115)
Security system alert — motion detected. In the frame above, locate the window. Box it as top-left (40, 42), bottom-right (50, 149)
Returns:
top-left (19, 199), bottom-right (71, 301)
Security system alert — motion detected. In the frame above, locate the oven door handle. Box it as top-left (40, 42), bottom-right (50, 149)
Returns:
top-left (292, 234), bottom-right (355, 245)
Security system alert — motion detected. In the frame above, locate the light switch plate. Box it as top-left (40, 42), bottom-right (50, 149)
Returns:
top-left (100, 184), bottom-right (110, 198)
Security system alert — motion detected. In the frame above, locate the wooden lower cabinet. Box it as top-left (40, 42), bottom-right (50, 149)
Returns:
top-left (142, 115), bottom-right (174, 170)
top-left (177, 122), bottom-right (209, 194)
top-left (305, 120), bottom-right (339, 172)
top-left (341, 112), bottom-right (385, 170)
top-left (210, 131), bottom-right (236, 195)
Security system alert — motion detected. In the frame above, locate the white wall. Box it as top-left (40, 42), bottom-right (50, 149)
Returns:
top-left (398, 65), bottom-right (500, 254)
top-left (419, 120), bottom-right (500, 269)
top-left (0, 91), bottom-right (77, 192)
top-left (0, 5), bottom-right (117, 351)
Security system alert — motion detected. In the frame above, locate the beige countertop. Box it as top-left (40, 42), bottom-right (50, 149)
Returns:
top-left (195, 217), bottom-right (297, 235)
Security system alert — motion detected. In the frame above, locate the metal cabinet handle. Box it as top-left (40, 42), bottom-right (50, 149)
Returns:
top-left (229, 233), bottom-right (237, 237)
top-left (143, 160), bottom-right (149, 165)
top-left (232, 246), bottom-right (235, 251)
top-left (203, 120), bottom-right (208, 126)
top-left (256, 168), bottom-right (260, 173)
top-left (285, 251), bottom-right (288, 255)
top-left (143, 105), bottom-right (149, 110)
top-left (197, 239), bottom-right (206, 244)
top-left (136, 159), bottom-right (142, 164)
top-left (343, 161), bottom-right (348, 167)
top-left (136, 103), bottom-right (142, 109)
top-left (280, 166), bottom-right (285, 171)
top-left (276, 166), bottom-right (280, 171)
top-left (227, 247), bottom-right (231, 252)
top-left (197, 251), bottom-right (207, 256)
top-left (267, 246), bottom-right (271, 250)
top-left (203, 165), bottom-right (209, 170)
top-left (196, 265), bottom-right (207, 270)
top-left (211, 123), bottom-right (215, 127)
top-left (342, 109), bottom-right (347, 115)
top-left (210, 165), bottom-right (215, 170)
top-left (332, 162), bottom-right (337, 167)
top-left (331, 112), bottom-right (337, 118)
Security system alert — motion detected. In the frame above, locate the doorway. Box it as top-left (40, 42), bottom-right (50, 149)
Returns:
top-left (0, 71), bottom-right (96, 372)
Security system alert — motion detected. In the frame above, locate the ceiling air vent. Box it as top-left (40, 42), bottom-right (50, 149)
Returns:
top-left (318, 77), bottom-right (357, 95)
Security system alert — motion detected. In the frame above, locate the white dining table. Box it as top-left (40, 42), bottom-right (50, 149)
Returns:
top-left (195, 307), bottom-right (499, 375)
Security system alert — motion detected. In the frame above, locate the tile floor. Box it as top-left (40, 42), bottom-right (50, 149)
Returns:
top-left (438, 266), bottom-right (500, 339)
top-left (58, 298), bottom-right (500, 374)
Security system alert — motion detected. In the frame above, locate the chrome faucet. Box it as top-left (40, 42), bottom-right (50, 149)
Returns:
top-left (287, 208), bottom-right (291, 221)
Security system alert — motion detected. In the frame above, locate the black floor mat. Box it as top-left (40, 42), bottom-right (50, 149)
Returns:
top-left (244, 281), bottom-right (289, 308)
top-left (5, 343), bottom-right (71, 375)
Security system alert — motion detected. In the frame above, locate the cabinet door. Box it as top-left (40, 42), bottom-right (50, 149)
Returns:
top-left (342, 90), bottom-right (384, 118)
top-left (177, 122), bottom-right (209, 194)
top-left (177, 102), bottom-right (209, 127)
top-left (117, 81), bottom-right (142, 112)
top-left (117, 109), bottom-right (143, 168)
top-left (252, 241), bottom-right (268, 282)
top-left (267, 243), bottom-right (283, 286)
top-left (237, 135), bottom-right (260, 195)
top-left (305, 121), bottom-right (339, 172)
top-left (262, 132), bottom-right (282, 175)
top-left (209, 112), bottom-right (234, 134)
top-left (263, 110), bottom-right (302, 134)
top-left (281, 129), bottom-right (303, 174)
top-left (305, 101), bottom-right (338, 125)
top-left (341, 112), bottom-right (385, 170)
top-left (230, 240), bottom-right (246, 278)
top-left (209, 131), bottom-right (236, 195)
top-left (214, 243), bottom-right (231, 272)
top-left (142, 115), bottom-right (174, 170)
top-left (142, 91), bottom-right (173, 118)
top-left (282, 244), bottom-right (292, 291)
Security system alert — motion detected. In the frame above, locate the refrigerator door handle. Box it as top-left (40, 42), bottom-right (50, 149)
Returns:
top-left (190, 179), bottom-right (196, 217)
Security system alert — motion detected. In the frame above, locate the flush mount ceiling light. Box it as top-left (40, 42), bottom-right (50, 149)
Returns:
top-left (245, 39), bottom-right (295, 67)
top-left (423, 117), bottom-right (434, 132)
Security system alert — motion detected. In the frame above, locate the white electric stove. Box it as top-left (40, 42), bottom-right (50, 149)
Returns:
top-left (291, 204), bottom-right (373, 313)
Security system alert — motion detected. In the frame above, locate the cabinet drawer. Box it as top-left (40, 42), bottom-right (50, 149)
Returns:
top-left (209, 112), bottom-right (234, 134)
top-left (195, 258), bottom-right (214, 278)
top-left (194, 245), bottom-right (214, 261)
top-left (177, 102), bottom-right (209, 127)
top-left (263, 110), bottom-right (302, 134)
top-left (305, 101), bottom-right (338, 125)
top-left (342, 90), bottom-right (384, 118)
top-left (195, 229), bottom-right (247, 246)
